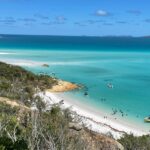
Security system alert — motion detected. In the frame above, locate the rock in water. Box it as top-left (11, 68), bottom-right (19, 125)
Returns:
top-left (42, 64), bottom-right (49, 67)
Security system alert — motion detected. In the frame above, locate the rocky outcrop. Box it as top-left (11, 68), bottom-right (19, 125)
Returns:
top-left (69, 122), bottom-right (83, 131)
top-left (47, 80), bottom-right (78, 92)
top-left (69, 128), bottom-right (124, 150)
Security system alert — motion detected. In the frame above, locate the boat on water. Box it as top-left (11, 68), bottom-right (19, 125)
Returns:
top-left (107, 83), bottom-right (114, 89)
top-left (144, 116), bottom-right (150, 122)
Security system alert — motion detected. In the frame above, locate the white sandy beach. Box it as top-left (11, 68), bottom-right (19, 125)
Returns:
top-left (39, 91), bottom-right (149, 139)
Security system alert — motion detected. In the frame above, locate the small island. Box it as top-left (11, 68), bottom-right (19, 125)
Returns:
top-left (42, 64), bottom-right (49, 67)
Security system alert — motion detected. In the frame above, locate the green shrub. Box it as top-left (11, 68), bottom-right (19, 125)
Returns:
top-left (118, 134), bottom-right (150, 150)
top-left (0, 136), bottom-right (28, 150)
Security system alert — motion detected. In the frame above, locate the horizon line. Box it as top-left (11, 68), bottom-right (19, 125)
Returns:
top-left (1, 33), bottom-right (150, 38)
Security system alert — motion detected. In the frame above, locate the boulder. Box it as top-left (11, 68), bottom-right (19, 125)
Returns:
top-left (69, 122), bottom-right (83, 131)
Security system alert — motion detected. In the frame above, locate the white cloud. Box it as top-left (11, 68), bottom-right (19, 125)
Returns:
top-left (95, 10), bottom-right (109, 16)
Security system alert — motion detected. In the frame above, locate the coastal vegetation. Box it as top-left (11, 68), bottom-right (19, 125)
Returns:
top-left (118, 134), bottom-right (150, 150)
top-left (0, 61), bottom-right (150, 150)
top-left (0, 62), bottom-right (57, 106)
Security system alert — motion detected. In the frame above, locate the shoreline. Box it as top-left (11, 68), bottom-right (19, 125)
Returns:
top-left (43, 91), bottom-right (149, 139)
top-left (1, 60), bottom-right (149, 139)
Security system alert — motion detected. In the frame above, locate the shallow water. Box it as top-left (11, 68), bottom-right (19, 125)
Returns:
top-left (0, 35), bottom-right (150, 130)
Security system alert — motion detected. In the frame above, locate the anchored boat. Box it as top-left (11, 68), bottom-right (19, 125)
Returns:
top-left (144, 116), bottom-right (150, 122)
top-left (107, 83), bottom-right (114, 89)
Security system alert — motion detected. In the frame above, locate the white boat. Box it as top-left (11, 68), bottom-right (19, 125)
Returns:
top-left (107, 83), bottom-right (114, 89)
top-left (144, 116), bottom-right (150, 122)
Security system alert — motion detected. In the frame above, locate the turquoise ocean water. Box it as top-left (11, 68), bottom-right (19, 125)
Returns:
top-left (1, 35), bottom-right (150, 130)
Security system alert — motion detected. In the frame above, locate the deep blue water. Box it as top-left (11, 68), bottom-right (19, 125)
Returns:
top-left (0, 35), bottom-right (150, 130)
top-left (0, 34), bottom-right (150, 51)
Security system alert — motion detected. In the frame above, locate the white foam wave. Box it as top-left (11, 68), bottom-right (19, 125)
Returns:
top-left (0, 59), bottom-right (89, 67)
top-left (0, 52), bottom-right (15, 55)
top-left (0, 59), bottom-right (44, 67)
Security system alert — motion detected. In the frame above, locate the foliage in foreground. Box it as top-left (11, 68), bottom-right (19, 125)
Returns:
top-left (0, 102), bottom-right (88, 150)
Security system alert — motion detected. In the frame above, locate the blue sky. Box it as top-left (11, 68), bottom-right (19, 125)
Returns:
top-left (0, 0), bottom-right (150, 36)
